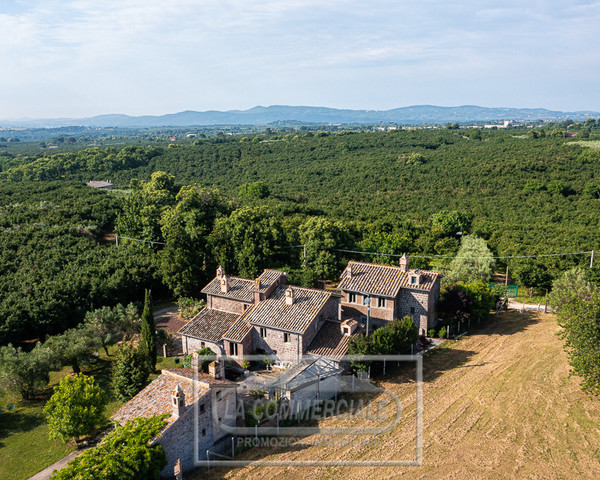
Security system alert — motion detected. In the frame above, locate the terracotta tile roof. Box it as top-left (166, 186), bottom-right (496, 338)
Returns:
top-left (241, 285), bottom-right (334, 334)
top-left (111, 371), bottom-right (202, 428)
top-left (202, 276), bottom-right (255, 303)
top-left (178, 308), bottom-right (240, 342)
top-left (111, 368), bottom-right (232, 428)
top-left (305, 320), bottom-right (362, 360)
top-left (337, 261), bottom-right (440, 297)
top-left (223, 316), bottom-right (253, 342)
top-left (250, 269), bottom-right (287, 293)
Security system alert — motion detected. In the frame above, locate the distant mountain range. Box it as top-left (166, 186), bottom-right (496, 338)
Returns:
top-left (3, 105), bottom-right (599, 128)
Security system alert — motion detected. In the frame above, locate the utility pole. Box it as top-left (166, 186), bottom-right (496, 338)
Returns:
top-left (591, 250), bottom-right (595, 269)
top-left (505, 265), bottom-right (509, 288)
top-left (303, 244), bottom-right (306, 267)
top-left (366, 296), bottom-right (371, 337)
top-left (115, 235), bottom-right (119, 247)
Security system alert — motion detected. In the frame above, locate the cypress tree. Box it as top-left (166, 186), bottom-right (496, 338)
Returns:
top-left (140, 289), bottom-right (157, 370)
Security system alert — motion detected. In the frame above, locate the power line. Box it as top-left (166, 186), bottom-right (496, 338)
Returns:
top-left (286, 245), bottom-right (594, 261)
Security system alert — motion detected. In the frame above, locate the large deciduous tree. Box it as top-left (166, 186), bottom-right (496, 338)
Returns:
top-left (556, 293), bottom-right (600, 395)
top-left (299, 217), bottom-right (353, 280)
top-left (44, 373), bottom-right (106, 442)
top-left (209, 206), bottom-right (280, 278)
top-left (0, 343), bottom-right (53, 400)
top-left (445, 235), bottom-right (495, 285)
top-left (160, 185), bottom-right (230, 297)
top-left (44, 326), bottom-right (99, 374)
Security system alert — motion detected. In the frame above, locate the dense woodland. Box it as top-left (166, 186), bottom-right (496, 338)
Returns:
top-left (1, 123), bottom-right (600, 345)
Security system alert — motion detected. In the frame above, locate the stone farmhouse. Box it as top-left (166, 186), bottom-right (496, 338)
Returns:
top-left (111, 354), bottom-right (236, 477)
top-left (180, 266), bottom-right (359, 366)
top-left (337, 254), bottom-right (441, 335)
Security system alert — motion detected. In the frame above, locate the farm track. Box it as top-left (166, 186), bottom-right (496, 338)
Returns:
top-left (197, 311), bottom-right (600, 480)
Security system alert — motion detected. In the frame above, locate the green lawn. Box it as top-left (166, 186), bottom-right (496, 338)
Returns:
top-left (0, 347), bottom-right (179, 480)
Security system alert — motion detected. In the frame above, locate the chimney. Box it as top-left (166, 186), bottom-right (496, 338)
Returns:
top-left (399, 253), bottom-right (409, 273)
top-left (208, 359), bottom-right (224, 379)
top-left (172, 384), bottom-right (185, 419)
top-left (341, 319), bottom-right (358, 336)
top-left (216, 265), bottom-right (225, 280)
top-left (220, 275), bottom-right (230, 293)
top-left (191, 351), bottom-right (200, 372)
top-left (347, 264), bottom-right (354, 279)
top-left (254, 279), bottom-right (261, 290)
top-left (285, 287), bottom-right (295, 306)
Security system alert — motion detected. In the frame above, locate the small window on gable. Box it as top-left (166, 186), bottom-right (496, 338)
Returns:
top-left (260, 327), bottom-right (267, 338)
top-left (284, 333), bottom-right (290, 343)
top-left (410, 306), bottom-right (415, 314)
top-left (200, 404), bottom-right (205, 414)
top-left (202, 428), bottom-right (206, 436)
top-left (411, 276), bottom-right (418, 285)
top-left (343, 327), bottom-right (350, 335)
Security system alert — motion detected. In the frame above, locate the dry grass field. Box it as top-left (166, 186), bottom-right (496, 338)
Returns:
top-left (197, 311), bottom-right (600, 480)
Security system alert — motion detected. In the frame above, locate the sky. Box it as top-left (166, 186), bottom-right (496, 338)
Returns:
top-left (1, 0), bottom-right (599, 118)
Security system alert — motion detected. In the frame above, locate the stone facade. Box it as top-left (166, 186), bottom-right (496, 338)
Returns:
top-left (208, 295), bottom-right (251, 315)
top-left (338, 260), bottom-right (442, 335)
top-left (182, 336), bottom-right (223, 356)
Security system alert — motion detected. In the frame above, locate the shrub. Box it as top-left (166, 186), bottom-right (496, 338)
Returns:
top-left (428, 328), bottom-right (436, 338)
top-left (50, 416), bottom-right (168, 480)
top-left (439, 326), bottom-right (447, 339)
top-left (241, 360), bottom-right (250, 370)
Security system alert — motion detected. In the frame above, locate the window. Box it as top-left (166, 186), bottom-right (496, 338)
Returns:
top-left (200, 341), bottom-right (205, 348)
top-left (229, 342), bottom-right (238, 356)
top-left (348, 292), bottom-right (357, 304)
top-left (200, 404), bottom-right (205, 414)
top-left (243, 304), bottom-right (249, 311)
top-left (343, 327), bottom-right (349, 335)
top-left (410, 307), bottom-right (415, 314)
top-left (216, 390), bottom-right (222, 402)
top-left (284, 333), bottom-right (290, 343)
top-left (260, 327), bottom-right (267, 338)
top-left (411, 276), bottom-right (418, 285)
top-left (377, 297), bottom-right (386, 308)
top-left (202, 428), bottom-right (206, 436)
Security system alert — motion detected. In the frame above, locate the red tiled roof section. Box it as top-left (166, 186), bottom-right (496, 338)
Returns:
top-left (178, 308), bottom-right (240, 342)
top-left (337, 261), bottom-right (440, 297)
top-left (111, 369), bottom-right (232, 428)
top-left (111, 372), bottom-right (202, 428)
top-left (305, 320), bottom-right (362, 360)
top-left (242, 285), bottom-right (332, 334)
top-left (250, 269), bottom-right (286, 293)
top-left (222, 316), bottom-right (253, 342)
top-left (202, 276), bottom-right (255, 302)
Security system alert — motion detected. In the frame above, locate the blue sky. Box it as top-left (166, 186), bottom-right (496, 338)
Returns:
top-left (1, 0), bottom-right (599, 118)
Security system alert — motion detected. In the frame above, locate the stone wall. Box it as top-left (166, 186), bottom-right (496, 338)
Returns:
top-left (156, 383), bottom-right (237, 477)
top-left (208, 295), bottom-right (251, 315)
top-left (182, 336), bottom-right (223, 356)
top-left (398, 289), bottom-right (430, 335)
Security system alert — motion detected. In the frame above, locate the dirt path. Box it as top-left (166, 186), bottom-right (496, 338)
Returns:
top-left (197, 311), bottom-right (600, 480)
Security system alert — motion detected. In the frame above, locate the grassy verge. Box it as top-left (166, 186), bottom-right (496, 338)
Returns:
top-left (0, 346), bottom-right (181, 479)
